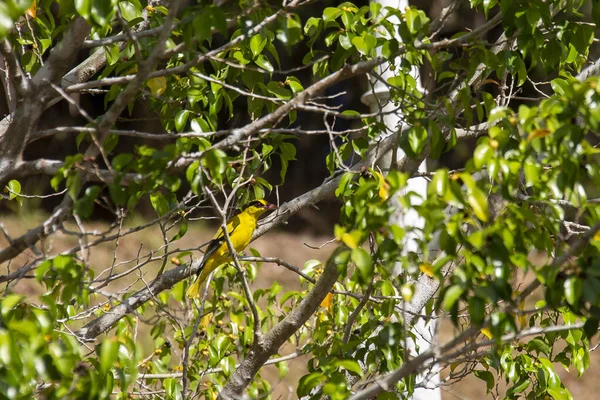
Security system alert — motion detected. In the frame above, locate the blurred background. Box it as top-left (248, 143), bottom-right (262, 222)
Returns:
top-left (2, 0), bottom-right (600, 398)
top-left (0, 0), bottom-right (508, 232)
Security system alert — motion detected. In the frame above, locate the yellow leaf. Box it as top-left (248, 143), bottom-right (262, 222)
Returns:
top-left (320, 292), bottom-right (333, 311)
top-left (379, 184), bottom-right (390, 201)
top-left (341, 230), bottom-right (362, 249)
top-left (515, 290), bottom-right (526, 328)
top-left (419, 263), bottom-right (435, 278)
top-left (518, 314), bottom-right (527, 329)
top-left (200, 312), bottom-right (213, 328)
top-left (594, 229), bottom-right (600, 241)
top-left (400, 283), bottom-right (414, 302)
top-left (372, 169), bottom-right (390, 201)
top-left (147, 76), bottom-right (167, 97)
top-left (450, 361), bottom-right (461, 372)
top-left (480, 327), bottom-right (493, 339)
top-left (480, 79), bottom-right (499, 86)
top-left (25, 0), bottom-right (36, 18)
top-left (527, 128), bottom-right (551, 142)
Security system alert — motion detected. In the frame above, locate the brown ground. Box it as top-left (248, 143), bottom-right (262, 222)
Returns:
top-left (0, 213), bottom-right (598, 399)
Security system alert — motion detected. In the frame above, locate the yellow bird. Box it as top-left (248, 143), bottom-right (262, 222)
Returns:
top-left (186, 199), bottom-right (277, 298)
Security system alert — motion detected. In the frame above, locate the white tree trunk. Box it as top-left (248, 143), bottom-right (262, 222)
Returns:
top-left (361, 1), bottom-right (441, 398)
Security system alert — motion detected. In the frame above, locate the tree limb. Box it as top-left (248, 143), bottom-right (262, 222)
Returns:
top-left (219, 246), bottom-right (345, 399)
top-left (0, 198), bottom-right (71, 264)
top-left (0, 16), bottom-right (91, 184)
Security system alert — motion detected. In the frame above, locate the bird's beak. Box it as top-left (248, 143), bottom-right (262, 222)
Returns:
top-left (264, 203), bottom-right (278, 210)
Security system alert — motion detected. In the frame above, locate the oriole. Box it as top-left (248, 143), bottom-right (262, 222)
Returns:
top-left (186, 199), bottom-right (277, 298)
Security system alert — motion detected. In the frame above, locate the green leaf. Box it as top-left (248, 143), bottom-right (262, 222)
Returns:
top-left (404, 7), bottom-right (429, 34)
top-left (191, 117), bottom-right (210, 134)
top-left (262, 143), bottom-right (274, 157)
top-left (468, 296), bottom-right (485, 324)
top-left (370, 2), bottom-right (381, 18)
top-left (204, 149), bottom-right (227, 183)
top-left (323, 7), bottom-right (342, 22)
top-left (220, 355), bottom-right (236, 378)
top-left (352, 33), bottom-right (376, 56)
top-left (551, 78), bottom-right (570, 96)
top-left (429, 122), bottom-right (444, 159)
top-left (108, 183), bottom-right (126, 206)
top-left (111, 153), bottom-right (133, 171)
top-left (547, 387), bottom-right (571, 400)
top-left (74, 185), bottom-right (101, 218)
top-left (277, 360), bottom-right (289, 378)
top-left (339, 33), bottom-right (353, 50)
top-left (286, 76), bottom-right (303, 94)
top-left (99, 338), bottom-right (119, 375)
top-left (351, 137), bottom-right (369, 157)
top-left (150, 193), bottom-right (170, 216)
top-left (171, 219), bottom-right (188, 241)
top-left (1, 294), bottom-right (23, 317)
top-left (473, 143), bottom-right (493, 170)
top-left (280, 142), bottom-right (296, 160)
top-left (66, 173), bottom-right (82, 201)
top-left (467, 187), bottom-right (489, 222)
top-left (298, 372), bottom-right (326, 397)
top-left (103, 134), bottom-right (119, 153)
top-left (442, 285), bottom-right (464, 311)
top-left (336, 172), bottom-right (354, 197)
top-left (266, 81), bottom-right (291, 99)
top-left (75, 0), bottom-right (91, 19)
top-left (249, 34), bottom-right (267, 58)
top-left (104, 44), bottom-right (120, 67)
top-left (527, 338), bottom-right (551, 356)
top-left (335, 360), bottom-right (363, 376)
top-left (91, 0), bottom-right (115, 27)
top-left (474, 370), bottom-right (494, 393)
top-left (6, 179), bottom-right (20, 200)
top-left (406, 124), bottom-right (427, 155)
top-left (564, 276), bottom-right (582, 307)
top-left (352, 247), bottom-right (372, 280)
top-left (175, 110), bottom-right (190, 132)
top-left (429, 169), bottom-right (448, 197)
top-left (304, 16), bottom-right (322, 36)
top-left (507, 378), bottom-right (530, 396)
top-left (53, 254), bottom-right (72, 269)
top-left (118, 1), bottom-right (140, 21)
top-left (255, 54), bottom-right (274, 73)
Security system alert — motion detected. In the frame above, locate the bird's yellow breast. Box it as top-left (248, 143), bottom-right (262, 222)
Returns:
top-left (227, 211), bottom-right (257, 252)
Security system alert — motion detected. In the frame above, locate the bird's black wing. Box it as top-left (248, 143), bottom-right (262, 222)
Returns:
top-left (197, 217), bottom-right (241, 271)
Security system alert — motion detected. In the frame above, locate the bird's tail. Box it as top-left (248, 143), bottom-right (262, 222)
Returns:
top-left (186, 260), bottom-right (207, 299)
top-left (186, 275), bottom-right (203, 299)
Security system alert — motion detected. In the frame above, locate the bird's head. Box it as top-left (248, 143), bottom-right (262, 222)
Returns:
top-left (243, 199), bottom-right (277, 217)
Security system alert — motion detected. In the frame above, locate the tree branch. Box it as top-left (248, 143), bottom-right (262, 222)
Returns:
top-left (219, 246), bottom-right (345, 399)
top-left (519, 219), bottom-right (600, 300)
top-left (73, 121), bottom-right (399, 340)
top-left (5, 158), bottom-right (142, 184)
top-left (0, 16), bottom-right (91, 184)
top-left (347, 327), bottom-right (478, 400)
top-left (0, 198), bottom-right (71, 264)
top-left (0, 39), bottom-right (28, 102)
top-left (32, 17), bottom-right (91, 91)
